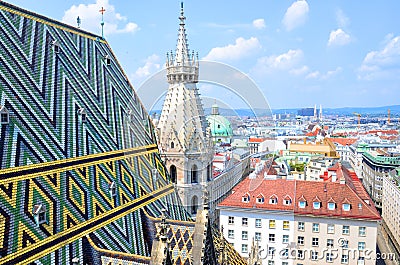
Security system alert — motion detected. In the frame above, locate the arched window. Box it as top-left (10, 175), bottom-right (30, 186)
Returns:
top-left (170, 141), bottom-right (174, 149)
top-left (191, 196), bottom-right (198, 214)
top-left (170, 165), bottom-right (177, 184)
top-left (207, 164), bottom-right (211, 181)
top-left (191, 164), bottom-right (198, 183)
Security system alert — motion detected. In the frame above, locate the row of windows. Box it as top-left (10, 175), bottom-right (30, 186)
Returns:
top-left (299, 200), bottom-right (355, 211)
top-left (240, 246), bottom-right (366, 264)
top-left (297, 222), bottom-right (366, 236)
top-left (227, 217), bottom-right (367, 237)
top-left (242, 193), bottom-right (292, 205)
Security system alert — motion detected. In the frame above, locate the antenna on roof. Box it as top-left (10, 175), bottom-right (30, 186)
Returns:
top-left (99, 7), bottom-right (106, 38)
top-left (76, 16), bottom-right (81, 28)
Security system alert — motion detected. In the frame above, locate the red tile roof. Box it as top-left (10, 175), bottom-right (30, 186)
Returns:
top-left (327, 138), bottom-right (357, 146)
top-left (218, 176), bottom-right (380, 220)
top-left (248, 138), bottom-right (265, 143)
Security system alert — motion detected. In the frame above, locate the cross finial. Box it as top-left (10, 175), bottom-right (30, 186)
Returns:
top-left (99, 7), bottom-right (106, 38)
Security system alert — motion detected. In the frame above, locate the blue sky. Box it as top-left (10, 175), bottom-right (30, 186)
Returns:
top-left (4, 0), bottom-right (400, 109)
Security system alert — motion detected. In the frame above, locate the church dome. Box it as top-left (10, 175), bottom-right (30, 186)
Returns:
top-left (206, 105), bottom-right (233, 138)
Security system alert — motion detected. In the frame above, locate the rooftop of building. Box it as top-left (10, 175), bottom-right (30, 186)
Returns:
top-left (219, 163), bottom-right (380, 221)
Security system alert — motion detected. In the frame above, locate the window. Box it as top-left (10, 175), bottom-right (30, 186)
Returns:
top-left (297, 250), bottom-right (304, 260)
top-left (0, 106), bottom-right (9, 125)
top-left (359, 227), bottom-right (366, 237)
top-left (283, 221), bottom-right (290, 230)
top-left (241, 244), bottom-right (248, 253)
top-left (268, 247), bottom-right (275, 256)
top-left (269, 220), bottom-right (276, 229)
top-left (78, 108), bottom-right (87, 123)
top-left (341, 239), bottom-right (349, 249)
top-left (242, 231), bottom-right (248, 240)
top-left (282, 235), bottom-right (289, 244)
top-left (326, 253), bottom-right (333, 263)
top-left (228, 216), bottom-right (234, 225)
top-left (357, 257), bottom-right (365, 265)
top-left (342, 225), bottom-right (350, 235)
top-left (281, 249), bottom-right (289, 258)
top-left (52, 40), bottom-right (60, 53)
top-left (297, 236), bottom-right (304, 245)
top-left (242, 194), bottom-right (250, 203)
top-left (298, 222), bottom-right (305, 231)
top-left (358, 203), bottom-right (363, 209)
top-left (257, 196), bottom-right (264, 203)
top-left (311, 251), bottom-right (318, 260)
top-left (312, 223), bottom-right (319, 232)
top-left (269, 196), bottom-right (278, 204)
top-left (33, 204), bottom-right (47, 226)
top-left (268, 261), bottom-right (275, 265)
top-left (255, 218), bottom-right (262, 228)
top-left (169, 165), bottom-right (177, 184)
top-left (282, 262), bottom-right (288, 265)
top-left (228, 229), bottom-right (234, 239)
top-left (341, 254), bottom-right (349, 264)
top-left (327, 224), bottom-right (335, 234)
top-left (343, 203), bottom-right (351, 211)
top-left (104, 54), bottom-right (111, 65)
top-left (328, 202), bottom-right (336, 210)
top-left (269, 234), bottom-right (275, 243)
top-left (298, 201), bottom-right (306, 208)
top-left (170, 142), bottom-right (175, 149)
top-left (242, 218), bottom-right (248, 226)
top-left (255, 232), bottom-right (261, 241)
top-left (327, 239), bottom-right (334, 248)
top-left (313, 202), bottom-right (321, 209)
top-left (358, 242), bottom-right (365, 250)
top-left (312, 237), bottom-right (319, 247)
top-left (284, 199), bottom-right (292, 205)
top-left (109, 181), bottom-right (116, 197)
top-left (191, 165), bottom-right (198, 183)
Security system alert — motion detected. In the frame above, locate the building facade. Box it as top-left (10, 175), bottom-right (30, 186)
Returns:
top-left (362, 150), bottom-right (400, 209)
top-left (218, 164), bottom-right (380, 265)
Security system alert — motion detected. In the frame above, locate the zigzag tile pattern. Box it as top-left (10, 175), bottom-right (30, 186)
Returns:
top-left (0, 2), bottom-right (189, 264)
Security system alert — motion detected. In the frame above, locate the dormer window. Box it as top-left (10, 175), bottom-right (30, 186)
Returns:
top-left (283, 195), bottom-right (292, 205)
top-left (33, 204), bottom-right (47, 226)
top-left (52, 40), bottom-right (60, 53)
top-left (77, 108), bottom-right (87, 123)
top-left (242, 193), bottom-right (250, 203)
top-left (269, 195), bottom-right (278, 205)
top-left (256, 194), bottom-right (264, 204)
top-left (0, 105), bottom-right (9, 125)
top-left (328, 202), bottom-right (336, 210)
top-left (109, 181), bottom-right (116, 197)
top-left (104, 55), bottom-right (111, 66)
top-left (343, 203), bottom-right (351, 211)
top-left (299, 201), bottom-right (306, 208)
top-left (313, 202), bottom-right (321, 209)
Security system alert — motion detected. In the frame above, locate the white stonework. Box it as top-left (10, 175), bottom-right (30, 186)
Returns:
top-left (157, 4), bottom-right (213, 217)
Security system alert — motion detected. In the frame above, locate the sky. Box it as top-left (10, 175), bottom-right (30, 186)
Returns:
top-left (4, 0), bottom-right (400, 110)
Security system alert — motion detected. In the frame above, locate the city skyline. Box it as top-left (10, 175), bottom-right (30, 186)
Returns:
top-left (4, 0), bottom-right (400, 109)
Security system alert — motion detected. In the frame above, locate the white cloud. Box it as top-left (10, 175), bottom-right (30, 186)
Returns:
top-left (62, 0), bottom-right (139, 36)
top-left (203, 37), bottom-right (261, 61)
top-left (131, 54), bottom-right (161, 83)
top-left (252, 19), bottom-right (266, 29)
top-left (289, 65), bottom-right (309, 76)
top-left (336, 9), bottom-right (350, 28)
top-left (306, 67), bottom-right (342, 80)
top-left (358, 35), bottom-right (400, 80)
top-left (282, 0), bottom-right (309, 31)
top-left (328, 29), bottom-right (351, 46)
top-left (253, 49), bottom-right (304, 75)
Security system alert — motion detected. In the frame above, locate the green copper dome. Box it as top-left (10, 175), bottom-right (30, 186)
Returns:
top-left (206, 104), bottom-right (233, 137)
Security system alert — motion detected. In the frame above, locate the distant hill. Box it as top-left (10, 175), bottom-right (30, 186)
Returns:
top-left (150, 105), bottom-right (400, 117)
